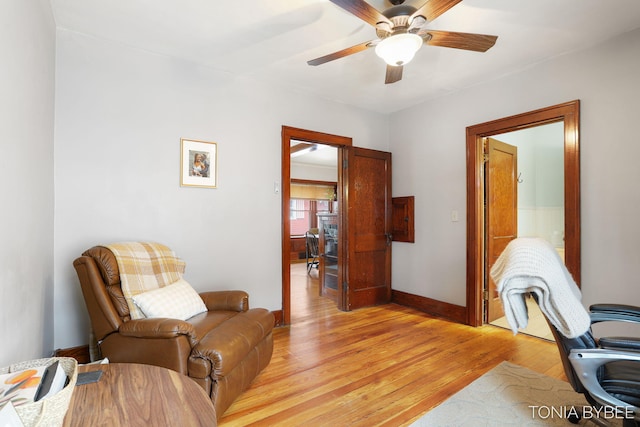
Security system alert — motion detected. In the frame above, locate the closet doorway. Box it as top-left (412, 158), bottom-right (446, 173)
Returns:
top-left (466, 101), bottom-right (581, 329)
top-left (484, 126), bottom-right (565, 341)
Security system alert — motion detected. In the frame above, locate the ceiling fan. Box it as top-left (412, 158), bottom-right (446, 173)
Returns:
top-left (308, 0), bottom-right (498, 84)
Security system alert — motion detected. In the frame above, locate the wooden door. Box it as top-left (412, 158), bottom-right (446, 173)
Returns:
top-left (485, 137), bottom-right (518, 323)
top-left (343, 147), bottom-right (392, 311)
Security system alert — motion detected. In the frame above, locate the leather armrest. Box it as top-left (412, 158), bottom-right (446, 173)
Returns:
top-left (199, 290), bottom-right (249, 312)
top-left (590, 304), bottom-right (640, 324)
top-left (119, 318), bottom-right (198, 347)
top-left (599, 336), bottom-right (640, 352)
top-left (192, 308), bottom-right (274, 377)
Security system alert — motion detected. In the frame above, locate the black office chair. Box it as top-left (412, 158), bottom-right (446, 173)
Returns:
top-left (305, 231), bottom-right (319, 274)
top-left (492, 237), bottom-right (640, 426)
top-left (544, 304), bottom-right (640, 426)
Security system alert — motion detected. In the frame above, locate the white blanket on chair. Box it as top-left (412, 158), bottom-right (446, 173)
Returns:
top-left (489, 237), bottom-right (590, 339)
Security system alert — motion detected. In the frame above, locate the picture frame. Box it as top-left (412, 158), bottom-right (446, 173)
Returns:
top-left (180, 138), bottom-right (217, 188)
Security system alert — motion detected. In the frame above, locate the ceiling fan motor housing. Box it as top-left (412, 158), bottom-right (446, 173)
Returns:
top-left (377, 5), bottom-right (417, 38)
top-left (383, 4), bottom-right (417, 21)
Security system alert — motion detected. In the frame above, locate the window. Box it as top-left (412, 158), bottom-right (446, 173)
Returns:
top-left (290, 199), bottom-right (331, 236)
top-left (290, 199), bottom-right (306, 221)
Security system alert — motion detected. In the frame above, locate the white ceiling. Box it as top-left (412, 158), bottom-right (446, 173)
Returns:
top-left (291, 142), bottom-right (338, 168)
top-left (50, 0), bottom-right (640, 114)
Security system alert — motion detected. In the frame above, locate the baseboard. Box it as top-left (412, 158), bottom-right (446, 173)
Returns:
top-left (272, 309), bottom-right (284, 327)
top-left (392, 289), bottom-right (467, 324)
top-left (53, 344), bottom-right (91, 364)
top-left (269, 300), bottom-right (463, 327)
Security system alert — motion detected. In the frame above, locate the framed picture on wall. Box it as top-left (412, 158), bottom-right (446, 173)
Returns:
top-left (180, 138), bottom-right (217, 188)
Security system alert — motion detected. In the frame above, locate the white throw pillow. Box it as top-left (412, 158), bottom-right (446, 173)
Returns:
top-left (132, 278), bottom-right (207, 321)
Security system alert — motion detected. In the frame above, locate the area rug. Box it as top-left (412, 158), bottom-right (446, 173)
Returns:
top-left (411, 361), bottom-right (624, 426)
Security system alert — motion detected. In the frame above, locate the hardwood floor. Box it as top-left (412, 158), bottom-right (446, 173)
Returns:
top-left (220, 263), bottom-right (567, 426)
top-left (490, 296), bottom-right (555, 341)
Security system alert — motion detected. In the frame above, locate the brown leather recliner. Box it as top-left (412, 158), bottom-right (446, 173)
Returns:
top-left (73, 245), bottom-right (274, 420)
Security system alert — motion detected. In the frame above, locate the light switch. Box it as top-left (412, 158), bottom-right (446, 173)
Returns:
top-left (451, 210), bottom-right (459, 222)
top-left (274, 181), bottom-right (280, 194)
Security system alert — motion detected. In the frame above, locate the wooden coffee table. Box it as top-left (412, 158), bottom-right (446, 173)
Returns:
top-left (63, 363), bottom-right (216, 426)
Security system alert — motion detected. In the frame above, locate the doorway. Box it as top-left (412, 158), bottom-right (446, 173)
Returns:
top-left (282, 126), bottom-right (393, 325)
top-left (465, 101), bottom-right (581, 328)
top-left (291, 145), bottom-right (339, 304)
top-left (484, 126), bottom-right (565, 341)
top-left (281, 126), bottom-right (352, 325)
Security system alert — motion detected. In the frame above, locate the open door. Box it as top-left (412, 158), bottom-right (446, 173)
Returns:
top-left (485, 137), bottom-right (518, 323)
top-left (281, 126), bottom-right (393, 321)
top-left (343, 147), bottom-right (392, 310)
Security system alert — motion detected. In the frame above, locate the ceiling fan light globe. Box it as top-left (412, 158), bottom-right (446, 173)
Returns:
top-left (375, 33), bottom-right (423, 66)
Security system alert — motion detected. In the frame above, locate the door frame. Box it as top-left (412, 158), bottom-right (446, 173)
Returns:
top-left (465, 100), bottom-right (581, 327)
top-left (281, 126), bottom-right (352, 325)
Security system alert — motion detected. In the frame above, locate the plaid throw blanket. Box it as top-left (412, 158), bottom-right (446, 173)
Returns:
top-left (105, 242), bottom-right (186, 319)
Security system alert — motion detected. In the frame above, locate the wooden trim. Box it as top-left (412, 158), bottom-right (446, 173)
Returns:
top-left (54, 345), bottom-right (91, 364)
top-left (291, 179), bottom-right (337, 187)
top-left (284, 126), bottom-right (354, 145)
top-left (465, 100), bottom-right (581, 327)
top-left (392, 290), bottom-right (467, 324)
top-left (272, 310), bottom-right (284, 327)
top-left (282, 126), bottom-right (352, 325)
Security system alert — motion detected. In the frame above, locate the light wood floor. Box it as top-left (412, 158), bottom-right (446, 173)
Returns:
top-left (220, 263), bottom-right (567, 426)
top-left (490, 296), bottom-right (555, 341)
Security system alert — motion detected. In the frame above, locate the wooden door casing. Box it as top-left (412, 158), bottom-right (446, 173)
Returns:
top-left (281, 126), bottom-right (352, 325)
top-left (344, 147), bottom-right (392, 310)
top-left (465, 100), bottom-right (580, 327)
top-left (485, 138), bottom-right (518, 323)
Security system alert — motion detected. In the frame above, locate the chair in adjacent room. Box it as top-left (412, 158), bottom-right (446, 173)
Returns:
top-left (491, 237), bottom-right (640, 427)
top-left (73, 242), bottom-right (275, 421)
top-left (305, 230), bottom-right (319, 274)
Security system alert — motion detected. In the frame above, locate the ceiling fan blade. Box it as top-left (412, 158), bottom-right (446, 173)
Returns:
top-left (426, 30), bottom-right (498, 52)
top-left (329, 0), bottom-right (392, 27)
top-left (291, 142), bottom-right (316, 155)
top-left (385, 65), bottom-right (403, 84)
top-left (307, 40), bottom-right (374, 66)
top-left (410, 0), bottom-right (462, 23)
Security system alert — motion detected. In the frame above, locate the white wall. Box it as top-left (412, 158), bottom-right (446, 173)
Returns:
top-left (496, 123), bottom-right (565, 245)
top-left (0, 0), bottom-right (56, 366)
top-left (390, 28), bottom-right (640, 309)
top-left (53, 30), bottom-right (389, 348)
top-left (9, 7), bottom-right (639, 354)
top-left (291, 162), bottom-right (338, 182)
